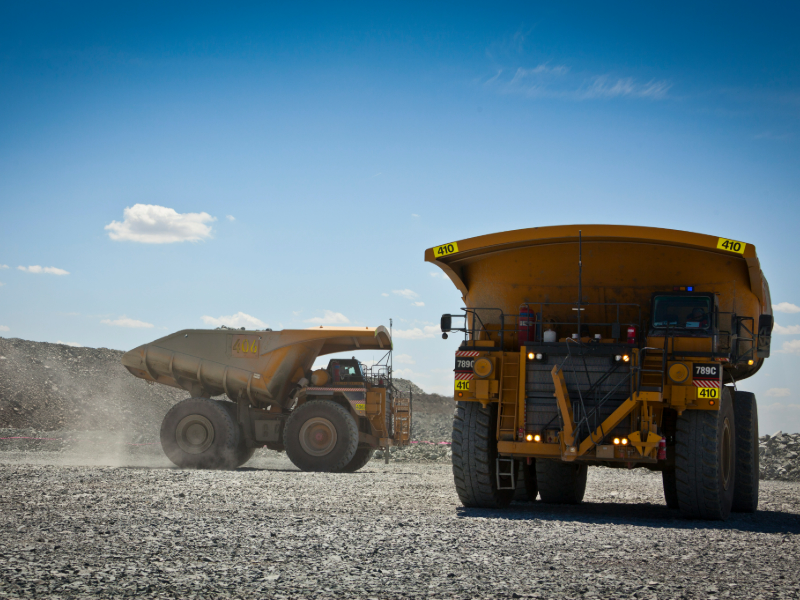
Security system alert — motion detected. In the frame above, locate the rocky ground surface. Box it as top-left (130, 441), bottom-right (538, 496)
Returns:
top-left (1, 452), bottom-right (799, 599)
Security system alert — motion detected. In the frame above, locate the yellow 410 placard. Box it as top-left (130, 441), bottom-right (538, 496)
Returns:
top-left (454, 380), bottom-right (471, 392)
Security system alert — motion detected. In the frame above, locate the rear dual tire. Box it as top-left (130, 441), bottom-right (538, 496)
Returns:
top-left (536, 460), bottom-right (587, 504)
top-left (161, 398), bottom-right (243, 470)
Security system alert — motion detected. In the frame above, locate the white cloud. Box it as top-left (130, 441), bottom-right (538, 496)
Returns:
top-left (392, 289), bottom-right (419, 300)
top-left (0, 282), bottom-right (4, 286)
top-left (394, 354), bottom-right (416, 365)
top-left (56, 340), bottom-right (83, 347)
top-left (201, 312), bottom-right (267, 329)
top-left (392, 325), bottom-right (440, 340)
top-left (766, 388), bottom-right (791, 398)
top-left (579, 76), bottom-right (671, 100)
top-left (779, 340), bottom-right (800, 354)
top-left (105, 204), bottom-right (215, 244)
top-left (493, 64), bottom-right (671, 102)
top-left (412, 301), bottom-right (425, 307)
top-left (429, 272), bottom-right (446, 278)
top-left (381, 293), bottom-right (390, 297)
top-left (0, 325), bottom-right (9, 332)
top-left (101, 316), bottom-right (154, 328)
top-left (774, 324), bottom-right (800, 335)
top-left (411, 214), bottom-right (419, 217)
top-left (0, 264), bottom-right (7, 269)
top-left (773, 302), bottom-right (800, 314)
top-left (18, 265), bottom-right (69, 275)
top-left (305, 310), bottom-right (350, 325)
top-left (292, 310), bottom-right (303, 317)
top-left (226, 215), bottom-right (235, 221)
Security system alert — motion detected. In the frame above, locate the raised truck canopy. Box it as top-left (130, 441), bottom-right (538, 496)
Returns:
top-left (121, 326), bottom-right (392, 408)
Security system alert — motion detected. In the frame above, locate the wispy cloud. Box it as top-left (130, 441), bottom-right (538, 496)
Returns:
top-left (394, 354), bottom-right (416, 365)
top-left (305, 310), bottom-right (350, 325)
top-left (18, 265), bottom-right (69, 275)
top-left (392, 325), bottom-right (440, 340)
top-left (0, 325), bottom-right (9, 332)
top-left (754, 131), bottom-right (793, 141)
top-left (487, 63), bottom-right (671, 101)
top-left (773, 302), bottom-right (800, 314)
top-left (412, 301), bottom-right (425, 307)
top-left (0, 264), bottom-right (7, 269)
top-left (392, 289), bottom-right (419, 300)
top-left (774, 324), bottom-right (800, 335)
top-left (201, 312), bottom-right (267, 329)
top-left (779, 339), bottom-right (800, 354)
top-left (226, 215), bottom-right (235, 221)
top-left (766, 388), bottom-right (791, 398)
top-left (101, 316), bottom-right (154, 328)
top-left (105, 204), bottom-right (215, 244)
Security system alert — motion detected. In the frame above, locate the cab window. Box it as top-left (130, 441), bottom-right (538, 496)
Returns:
top-left (652, 295), bottom-right (712, 331)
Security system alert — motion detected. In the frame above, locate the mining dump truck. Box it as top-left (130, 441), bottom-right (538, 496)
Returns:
top-left (426, 225), bottom-right (773, 520)
top-left (121, 326), bottom-right (411, 472)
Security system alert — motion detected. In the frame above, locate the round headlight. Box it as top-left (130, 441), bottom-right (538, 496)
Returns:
top-left (668, 362), bottom-right (689, 384)
top-left (473, 357), bottom-right (494, 378)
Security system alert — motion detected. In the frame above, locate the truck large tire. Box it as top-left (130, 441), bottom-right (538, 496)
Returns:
top-left (218, 401), bottom-right (256, 468)
top-left (160, 397), bottom-right (241, 470)
top-left (336, 447), bottom-right (375, 473)
top-left (513, 460), bottom-right (539, 502)
top-left (662, 469), bottom-right (680, 509)
top-left (732, 391), bottom-right (759, 513)
top-left (452, 401), bottom-right (514, 509)
top-left (284, 400), bottom-right (359, 472)
top-left (675, 386), bottom-right (736, 520)
top-left (535, 460), bottom-right (587, 504)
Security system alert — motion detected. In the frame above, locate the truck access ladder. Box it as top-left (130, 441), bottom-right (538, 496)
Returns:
top-left (497, 352), bottom-right (521, 441)
top-left (639, 349), bottom-right (666, 392)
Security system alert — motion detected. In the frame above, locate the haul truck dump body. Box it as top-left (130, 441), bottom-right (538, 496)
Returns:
top-left (426, 225), bottom-right (773, 520)
top-left (122, 326), bottom-right (410, 472)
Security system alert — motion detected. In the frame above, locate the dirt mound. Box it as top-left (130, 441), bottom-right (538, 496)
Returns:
top-left (0, 337), bottom-right (184, 434)
top-left (761, 432), bottom-right (800, 481)
top-left (0, 337), bottom-right (452, 442)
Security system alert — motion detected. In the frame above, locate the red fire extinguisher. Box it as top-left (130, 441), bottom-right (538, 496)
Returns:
top-left (518, 304), bottom-right (536, 348)
top-left (657, 437), bottom-right (667, 460)
top-left (627, 325), bottom-right (639, 345)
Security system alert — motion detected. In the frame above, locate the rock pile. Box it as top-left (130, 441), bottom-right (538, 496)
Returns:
top-left (760, 431), bottom-right (800, 481)
top-left (374, 442), bottom-right (452, 463)
top-left (0, 337), bottom-right (453, 443)
top-left (0, 337), bottom-right (185, 434)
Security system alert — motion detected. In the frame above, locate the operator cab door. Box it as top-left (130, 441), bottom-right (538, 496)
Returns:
top-left (327, 359), bottom-right (366, 383)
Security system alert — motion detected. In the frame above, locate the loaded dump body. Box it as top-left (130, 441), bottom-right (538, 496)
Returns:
top-left (122, 326), bottom-right (410, 472)
top-left (426, 225), bottom-right (772, 519)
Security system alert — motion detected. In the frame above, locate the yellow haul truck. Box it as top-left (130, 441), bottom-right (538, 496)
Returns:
top-left (426, 225), bottom-right (773, 520)
top-left (121, 326), bottom-right (410, 472)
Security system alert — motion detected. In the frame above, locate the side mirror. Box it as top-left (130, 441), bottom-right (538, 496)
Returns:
top-left (757, 314), bottom-right (774, 358)
top-left (440, 314), bottom-right (452, 333)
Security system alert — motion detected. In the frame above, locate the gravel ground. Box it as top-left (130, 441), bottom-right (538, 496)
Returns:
top-left (2, 447), bottom-right (800, 599)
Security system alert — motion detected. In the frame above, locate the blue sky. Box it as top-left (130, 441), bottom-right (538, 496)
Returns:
top-left (1, 2), bottom-right (799, 432)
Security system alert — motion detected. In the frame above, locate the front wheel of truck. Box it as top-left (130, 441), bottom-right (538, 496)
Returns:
top-left (452, 401), bottom-right (514, 509)
top-left (284, 400), bottom-right (359, 472)
top-left (675, 386), bottom-right (736, 520)
top-left (160, 397), bottom-right (241, 470)
top-left (336, 447), bottom-right (375, 473)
